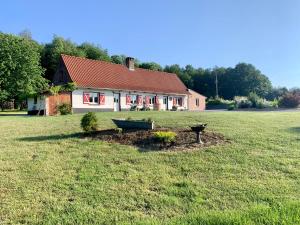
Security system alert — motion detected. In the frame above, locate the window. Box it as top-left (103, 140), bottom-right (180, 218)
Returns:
top-left (114, 96), bottom-right (119, 103)
top-left (163, 97), bottom-right (167, 105)
top-left (130, 95), bottom-right (137, 104)
top-left (196, 98), bottom-right (200, 107)
top-left (173, 97), bottom-right (183, 106)
top-left (34, 96), bottom-right (37, 104)
top-left (149, 96), bottom-right (155, 104)
top-left (84, 92), bottom-right (99, 104)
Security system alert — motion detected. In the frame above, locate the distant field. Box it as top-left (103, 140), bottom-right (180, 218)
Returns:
top-left (0, 111), bottom-right (300, 224)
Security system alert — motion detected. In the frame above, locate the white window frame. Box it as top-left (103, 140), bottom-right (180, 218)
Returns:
top-left (163, 96), bottom-right (167, 105)
top-left (149, 96), bottom-right (155, 105)
top-left (89, 92), bottom-right (99, 104)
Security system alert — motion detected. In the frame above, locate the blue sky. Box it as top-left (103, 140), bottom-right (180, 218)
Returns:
top-left (1, 0), bottom-right (299, 87)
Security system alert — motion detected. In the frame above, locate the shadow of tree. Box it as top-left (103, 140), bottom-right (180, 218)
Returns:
top-left (288, 127), bottom-right (300, 133)
top-left (18, 132), bottom-right (82, 142)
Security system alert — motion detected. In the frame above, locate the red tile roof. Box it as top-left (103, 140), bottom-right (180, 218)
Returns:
top-left (61, 54), bottom-right (189, 95)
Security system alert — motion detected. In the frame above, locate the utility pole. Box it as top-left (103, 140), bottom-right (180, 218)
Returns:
top-left (215, 71), bottom-right (219, 98)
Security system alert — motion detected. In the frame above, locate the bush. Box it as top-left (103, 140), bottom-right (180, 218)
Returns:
top-left (141, 106), bottom-right (150, 111)
top-left (206, 97), bottom-right (234, 109)
top-left (279, 93), bottom-right (300, 108)
top-left (154, 131), bottom-right (177, 143)
top-left (234, 96), bottom-right (252, 108)
top-left (171, 105), bottom-right (178, 111)
top-left (248, 92), bottom-right (260, 108)
top-left (81, 112), bottom-right (98, 132)
top-left (130, 105), bottom-right (137, 111)
top-left (58, 103), bottom-right (72, 115)
top-left (227, 104), bottom-right (236, 111)
top-left (272, 99), bottom-right (279, 108)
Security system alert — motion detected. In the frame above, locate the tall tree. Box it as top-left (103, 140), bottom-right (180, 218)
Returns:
top-left (78, 42), bottom-right (111, 61)
top-left (41, 36), bottom-right (85, 81)
top-left (0, 33), bottom-right (48, 109)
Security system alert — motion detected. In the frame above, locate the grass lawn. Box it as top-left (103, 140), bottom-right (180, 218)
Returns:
top-left (0, 110), bottom-right (27, 115)
top-left (1, 111), bottom-right (300, 224)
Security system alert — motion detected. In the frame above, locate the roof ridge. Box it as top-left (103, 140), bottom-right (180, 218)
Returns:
top-left (61, 54), bottom-right (178, 76)
top-left (61, 54), bottom-right (124, 67)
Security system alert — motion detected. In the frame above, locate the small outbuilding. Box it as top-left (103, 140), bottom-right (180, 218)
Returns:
top-left (187, 89), bottom-right (206, 111)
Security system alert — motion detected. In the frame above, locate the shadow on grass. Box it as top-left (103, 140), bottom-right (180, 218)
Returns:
top-left (287, 127), bottom-right (300, 133)
top-left (18, 132), bottom-right (82, 142)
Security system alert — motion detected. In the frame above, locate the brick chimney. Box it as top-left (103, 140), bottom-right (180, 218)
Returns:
top-left (125, 57), bottom-right (135, 71)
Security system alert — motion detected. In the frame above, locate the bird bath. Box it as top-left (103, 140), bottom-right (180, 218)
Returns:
top-left (190, 124), bottom-right (207, 144)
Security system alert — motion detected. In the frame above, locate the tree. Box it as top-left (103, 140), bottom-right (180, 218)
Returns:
top-left (111, 54), bottom-right (127, 64)
top-left (266, 87), bottom-right (288, 100)
top-left (139, 62), bottom-right (163, 71)
top-left (78, 42), bottom-right (111, 61)
top-left (41, 36), bottom-right (86, 81)
top-left (0, 33), bottom-right (48, 109)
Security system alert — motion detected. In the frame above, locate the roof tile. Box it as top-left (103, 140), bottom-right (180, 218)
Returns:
top-left (61, 54), bottom-right (189, 95)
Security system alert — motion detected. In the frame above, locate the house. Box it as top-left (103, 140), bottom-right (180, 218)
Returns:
top-left (27, 55), bottom-right (206, 115)
top-left (187, 89), bottom-right (206, 111)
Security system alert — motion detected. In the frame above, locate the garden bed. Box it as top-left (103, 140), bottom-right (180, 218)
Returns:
top-left (84, 128), bottom-right (230, 151)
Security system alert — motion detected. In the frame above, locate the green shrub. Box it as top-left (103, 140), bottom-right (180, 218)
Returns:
top-left (130, 105), bottom-right (137, 111)
top-left (234, 96), bottom-right (252, 108)
top-left (58, 103), bottom-right (72, 115)
top-left (206, 97), bottom-right (234, 109)
top-left (154, 131), bottom-right (177, 143)
top-left (61, 82), bottom-right (77, 92)
top-left (227, 104), bottom-right (236, 111)
top-left (141, 106), bottom-right (150, 111)
top-left (248, 92), bottom-right (260, 108)
top-left (272, 99), bottom-right (279, 108)
top-left (81, 112), bottom-right (98, 132)
top-left (49, 86), bottom-right (61, 95)
top-left (171, 105), bottom-right (178, 111)
top-left (279, 93), bottom-right (300, 108)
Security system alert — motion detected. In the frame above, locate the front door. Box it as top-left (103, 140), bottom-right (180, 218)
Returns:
top-left (114, 93), bottom-right (120, 111)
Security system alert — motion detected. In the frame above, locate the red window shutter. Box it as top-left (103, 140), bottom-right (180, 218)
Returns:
top-left (83, 93), bottom-right (89, 104)
top-left (99, 93), bottom-right (105, 105)
top-left (137, 95), bottom-right (142, 105)
top-left (145, 96), bottom-right (150, 105)
top-left (155, 96), bottom-right (159, 104)
top-left (126, 95), bottom-right (131, 105)
top-left (173, 97), bottom-right (176, 105)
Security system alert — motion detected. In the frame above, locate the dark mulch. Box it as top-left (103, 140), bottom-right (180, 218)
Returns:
top-left (83, 128), bottom-right (230, 151)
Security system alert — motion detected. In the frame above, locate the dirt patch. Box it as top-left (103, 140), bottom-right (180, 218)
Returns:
top-left (84, 128), bottom-right (230, 151)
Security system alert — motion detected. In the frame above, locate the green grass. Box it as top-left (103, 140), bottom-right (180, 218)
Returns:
top-left (0, 109), bottom-right (27, 115)
top-left (0, 111), bottom-right (300, 224)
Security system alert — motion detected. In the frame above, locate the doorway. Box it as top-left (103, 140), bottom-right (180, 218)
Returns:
top-left (113, 93), bottom-right (120, 111)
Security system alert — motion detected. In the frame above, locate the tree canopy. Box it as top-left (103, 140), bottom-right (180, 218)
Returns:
top-left (0, 31), bottom-right (282, 110)
top-left (0, 33), bottom-right (48, 107)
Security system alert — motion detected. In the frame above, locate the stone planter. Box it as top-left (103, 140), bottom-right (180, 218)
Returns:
top-left (112, 119), bottom-right (154, 130)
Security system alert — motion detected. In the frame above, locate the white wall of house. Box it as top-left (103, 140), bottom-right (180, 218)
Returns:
top-left (27, 96), bottom-right (46, 111)
top-left (72, 89), bottom-right (114, 110)
top-left (72, 88), bottom-right (188, 111)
